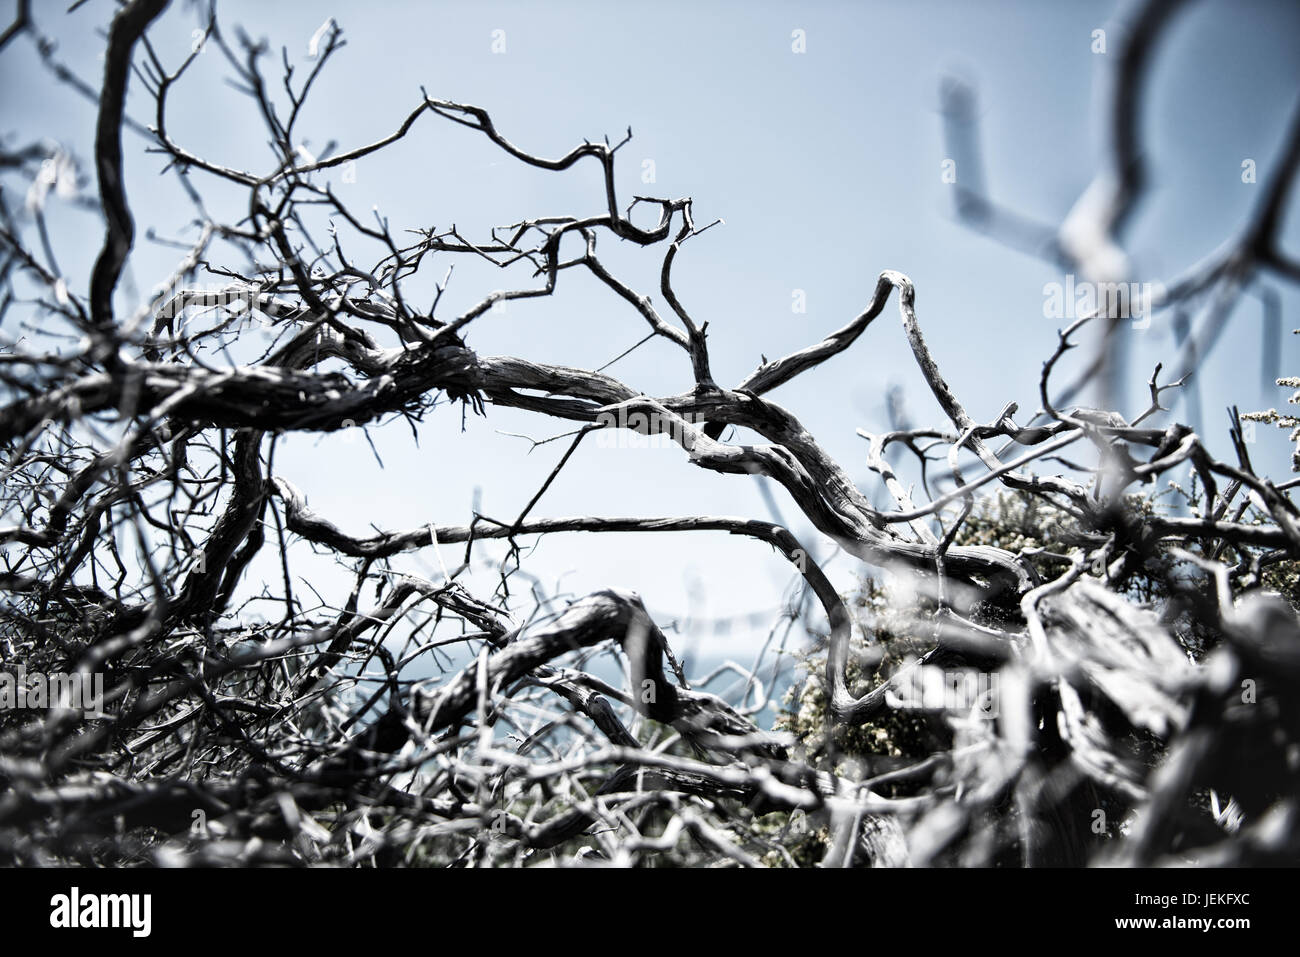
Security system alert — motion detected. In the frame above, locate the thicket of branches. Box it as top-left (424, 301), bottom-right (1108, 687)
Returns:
top-left (1, 0), bottom-right (1298, 867)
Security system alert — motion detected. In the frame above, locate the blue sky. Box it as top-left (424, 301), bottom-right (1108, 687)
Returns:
top-left (3, 0), bottom-right (1299, 711)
